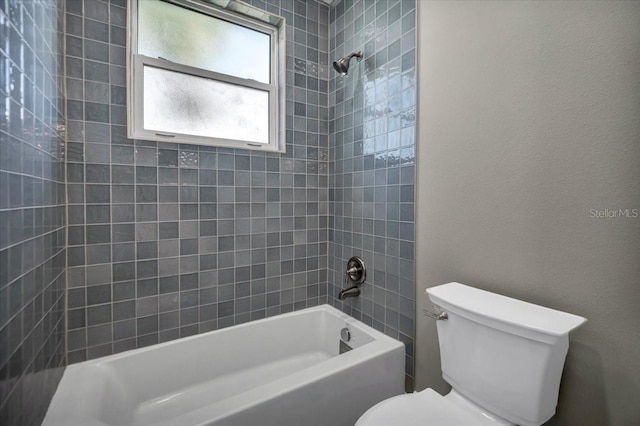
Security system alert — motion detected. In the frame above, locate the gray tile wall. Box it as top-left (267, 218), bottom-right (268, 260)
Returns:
top-left (328, 0), bottom-right (416, 389)
top-left (0, 0), bottom-right (67, 424)
top-left (64, 0), bottom-right (331, 362)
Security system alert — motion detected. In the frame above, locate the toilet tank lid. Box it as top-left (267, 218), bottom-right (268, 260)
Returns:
top-left (427, 282), bottom-right (587, 338)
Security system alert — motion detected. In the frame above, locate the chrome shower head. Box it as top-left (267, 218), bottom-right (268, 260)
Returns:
top-left (332, 51), bottom-right (363, 75)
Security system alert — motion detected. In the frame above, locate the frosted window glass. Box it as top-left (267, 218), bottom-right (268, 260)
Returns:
top-left (138, 0), bottom-right (271, 84)
top-left (143, 65), bottom-right (269, 144)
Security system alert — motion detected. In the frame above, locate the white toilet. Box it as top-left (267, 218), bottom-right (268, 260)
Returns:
top-left (356, 282), bottom-right (586, 426)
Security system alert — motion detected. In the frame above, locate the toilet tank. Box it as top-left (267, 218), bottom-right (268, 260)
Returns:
top-left (427, 283), bottom-right (586, 426)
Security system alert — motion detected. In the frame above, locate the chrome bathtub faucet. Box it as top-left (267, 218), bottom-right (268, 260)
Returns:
top-left (338, 256), bottom-right (366, 300)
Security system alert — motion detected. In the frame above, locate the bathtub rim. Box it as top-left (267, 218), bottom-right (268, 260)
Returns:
top-left (45, 304), bottom-right (406, 426)
top-left (69, 303), bottom-right (402, 369)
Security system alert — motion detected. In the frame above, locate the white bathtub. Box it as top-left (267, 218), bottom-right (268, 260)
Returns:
top-left (44, 305), bottom-right (405, 426)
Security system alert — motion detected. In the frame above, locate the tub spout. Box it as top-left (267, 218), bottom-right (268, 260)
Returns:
top-left (339, 285), bottom-right (360, 300)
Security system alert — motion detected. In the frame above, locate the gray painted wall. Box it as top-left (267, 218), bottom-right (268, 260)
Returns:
top-left (415, 1), bottom-right (640, 425)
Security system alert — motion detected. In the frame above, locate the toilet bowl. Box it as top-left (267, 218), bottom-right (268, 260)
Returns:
top-left (356, 282), bottom-right (586, 426)
top-left (356, 388), bottom-right (513, 426)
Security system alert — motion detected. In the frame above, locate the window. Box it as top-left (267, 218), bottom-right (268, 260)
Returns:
top-left (127, 0), bottom-right (285, 152)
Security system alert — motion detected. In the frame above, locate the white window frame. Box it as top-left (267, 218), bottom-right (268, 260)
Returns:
top-left (127, 0), bottom-right (286, 152)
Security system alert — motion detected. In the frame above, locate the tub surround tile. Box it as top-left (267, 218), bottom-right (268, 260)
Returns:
top-left (65, 0), bottom-right (331, 361)
top-left (32, 0), bottom-right (418, 411)
top-left (328, 0), bottom-right (417, 390)
top-left (0, 0), bottom-right (67, 424)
